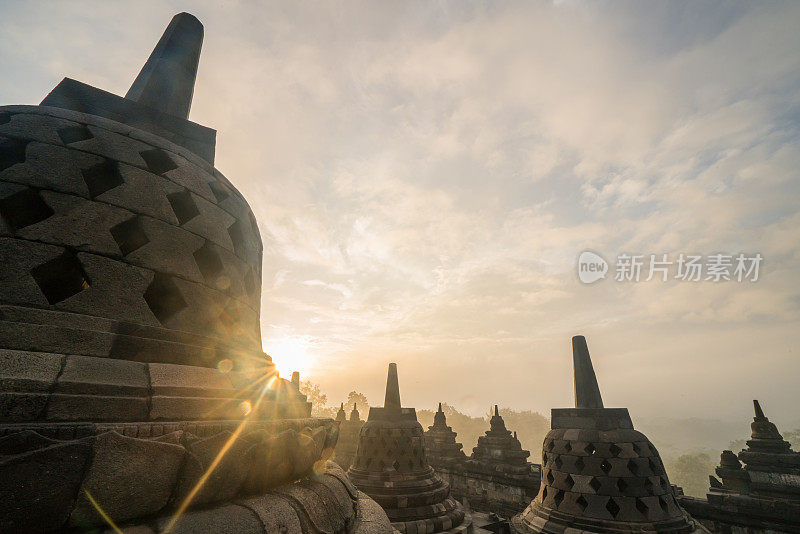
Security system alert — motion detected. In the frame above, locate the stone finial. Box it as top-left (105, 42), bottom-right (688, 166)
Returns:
top-left (291, 371), bottom-right (300, 390)
top-left (433, 402), bottom-right (447, 428)
top-left (336, 403), bottom-right (347, 422)
top-left (384, 363), bottom-right (401, 409)
top-left (489, 404), bottom-right (508, 433)
top-left (749, 399), bottom-right (784, 441)
top-left (125, 12), bottom-right (204, 118)
top-left (572, 335), bottom-right (604, 409)
top-left (753, 399), bottom-right (766, 420)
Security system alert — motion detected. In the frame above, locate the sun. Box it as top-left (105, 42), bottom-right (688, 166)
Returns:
top-left (262, 335), bottom-right (317, 379)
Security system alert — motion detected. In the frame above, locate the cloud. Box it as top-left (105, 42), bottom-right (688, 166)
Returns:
top-left (2, 0), bottom-right (798, 423)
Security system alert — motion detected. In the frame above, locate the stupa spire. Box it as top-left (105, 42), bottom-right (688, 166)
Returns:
top-left (754, 399), bottom-right (765, 419)
top-left (384, 362), bottom-right (401, 409)
top-left (572, 335), bottom-right (604, 409)
top-left (125, 12), bottom-right (203, 118)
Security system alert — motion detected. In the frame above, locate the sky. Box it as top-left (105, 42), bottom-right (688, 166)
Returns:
top-left (1, 0), bottom-right (798, 426)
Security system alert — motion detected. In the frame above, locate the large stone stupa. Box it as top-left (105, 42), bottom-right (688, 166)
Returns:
top-left (0, 13), bottom-right (392, 534)
top-left (510, 336), bottom-right (708, 534)
top-left (348, 363), bottom-right (474, 534)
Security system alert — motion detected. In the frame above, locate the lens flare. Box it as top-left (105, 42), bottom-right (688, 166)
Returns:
top-left (216, 358), bottom-right (233, 373)
top-left (239, 400), bottom-right (252, 416)
top-left (83, 488), bottom-right (123, 534)
top-left (162, 370), bottom-right (278, 533)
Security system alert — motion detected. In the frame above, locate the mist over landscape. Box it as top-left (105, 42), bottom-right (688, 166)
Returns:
top-left (303, 379), bottom-right (800, 497)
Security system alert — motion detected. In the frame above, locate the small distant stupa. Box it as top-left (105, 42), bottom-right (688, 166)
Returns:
top-left (333, 402), bottom-right (364, 471)
top-left (471, 405), bottom-right (531, 469)
top-left (425, 402), bottom-right (466, 469)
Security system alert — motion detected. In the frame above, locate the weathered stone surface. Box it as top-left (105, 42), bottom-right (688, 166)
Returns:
top-left (241, 428), bottom-right (296, 493)
top-left (0, 110), bottom-right (82, 146)
top-left (70, 431), bottom-right (185, 526)
top-left (174, 430), bottom-right (255, 506)
top-left (156, 503), bottom-right (262, 534)
top-left (56, 355), bottom-right (148, 396)
top-left (126, 215), bottom-right (205, 281)
top-left (161, 158), bottom-right (217, 207)
top-left (0, 236), bottom-right (65, 307)
top-left (149, 395), bottom-right (242, 421)
top-left (0, 111), bottom-right (270, 359)
top-left (0, 140), bottom-right (101, 198)
top-left (0, 349), bottom-right (63, 392)
top-left (0, 391), bottom-right (50, 420)
top-left (237, 492), bottom-right (303, 532)
top-left (77, 124), bottom-right (152, 168)
top-left (46, 393), bottom-right (149, 422)
top-left (0, 437), bottom-right (94, 533)
top-left (148, 361), bottom-right (235, 397)
top-left (356, 490), bottom-right (398, 534)
top-left (293, 429), bottom-right (320, 478)
top-left (12, 190), bottom-right (132, 255)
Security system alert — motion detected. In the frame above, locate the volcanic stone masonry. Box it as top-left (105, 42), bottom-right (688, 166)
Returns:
top-left (0, 12), bottom-right (393, 534)
top-left (334, 402), bottom-right (365, 472)
top-left (348, 363), bottom-right (474, 533)
top-left (510, 336), bottom-right (709, 534)
top-left (425, 403), bottom-right (466, 470)
top-left (678, 400), bottom-right (800, 533)
top-left (426, 404), bottom-right (541, 518)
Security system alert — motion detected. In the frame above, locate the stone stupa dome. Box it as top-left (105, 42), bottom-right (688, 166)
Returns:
top-left (510, 336), bottom-right (708, 534)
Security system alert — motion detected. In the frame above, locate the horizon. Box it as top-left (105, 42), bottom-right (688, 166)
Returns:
top-left (2, 1), bottom-right (798, 426)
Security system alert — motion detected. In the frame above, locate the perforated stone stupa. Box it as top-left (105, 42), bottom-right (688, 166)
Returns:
top-left (0, 12), bottom-right (392, 533)
top-left (510, 336), bottom-right (708, 534)
top-left (348, 363), bottom-right (474, 533)
top-left (679, 400), bottom-right (800, 532)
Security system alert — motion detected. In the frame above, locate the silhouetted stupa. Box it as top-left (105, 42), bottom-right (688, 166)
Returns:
top-left (679, 400), bottom-right (800, 532)
top-left (333, 402), bottom-right (364, 472)
top-left (471, 405), bottom-right (531, 469)
top-left (348, 363), bottom-right (474, 533)
top-left (425, 403), bottom-right (466, 469)
top-left (510, 336), bottom-right (707, 534)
